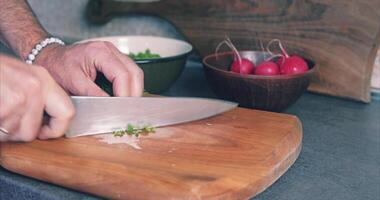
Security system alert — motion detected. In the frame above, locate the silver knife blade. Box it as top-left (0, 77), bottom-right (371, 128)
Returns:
top-left (66, 96), bottom-right (237, 138)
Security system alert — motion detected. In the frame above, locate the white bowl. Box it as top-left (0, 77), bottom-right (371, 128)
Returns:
top-left (78, 35), bottom-right (193, 61)
top-left (77, 36), bottom-right (193, 94)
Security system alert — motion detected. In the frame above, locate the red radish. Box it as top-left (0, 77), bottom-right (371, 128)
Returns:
top-left (231, 58), bottom-right (255, 74)
top-left (281, 56), bottom-right (309, 75)
top-left (276, 56), bottom-right (284, 67)
top-left (276, 56), bottom-right (285, 74)
top-left (266, 39), bottom-right (309, 75)
top-left (216, 37), bottom-right (255, 74)
top-left (255, 61), bottom-right (280, 75)
top-left (262, 53), bottom-right (285, 74)
top-left (230, 60), bottom-right (241, 73)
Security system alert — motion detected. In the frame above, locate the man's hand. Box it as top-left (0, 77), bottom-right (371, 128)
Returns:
top-left (0, 55), bottom-right (75, 142)
top-left (34, 41), bottom-right (144, 97)
top-left (0, 0), bottom-right (143, 97)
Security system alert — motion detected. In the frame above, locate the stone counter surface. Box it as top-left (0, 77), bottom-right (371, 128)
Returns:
top-left (1, 61), bottom-right (379, 200)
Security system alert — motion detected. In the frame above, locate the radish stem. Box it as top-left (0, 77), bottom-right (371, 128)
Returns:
top-left (265, 53), bottom-right (285, 62)
top-left (225, 37), bottom-right (242, 64)
top-left (259, 39), bottom-right (267, 60)
top-left (215, 37), bottom-right (243, 64)
top-left (266, 39), bottom-right (289, 58)
top-left (215, 40), bottom-right (229, 60)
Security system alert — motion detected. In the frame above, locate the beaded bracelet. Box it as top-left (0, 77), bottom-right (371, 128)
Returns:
top-left (25, 37), bottom-right (65, 64)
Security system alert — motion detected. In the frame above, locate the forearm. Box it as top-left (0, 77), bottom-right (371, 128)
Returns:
top-left (0, 0), bottom-right (48, 60)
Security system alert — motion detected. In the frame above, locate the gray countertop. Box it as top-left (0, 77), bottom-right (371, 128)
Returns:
top-left (1, 60), bottom-right (379, 200)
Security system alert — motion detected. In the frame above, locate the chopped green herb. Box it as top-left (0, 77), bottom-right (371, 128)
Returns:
top-left (128, 49), bottom-right (161, 60)
top-left (112, 123), bottom-right (155, 137)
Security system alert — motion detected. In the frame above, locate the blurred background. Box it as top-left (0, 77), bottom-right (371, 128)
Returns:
top-left (1, 0), bottom-right (379, 100)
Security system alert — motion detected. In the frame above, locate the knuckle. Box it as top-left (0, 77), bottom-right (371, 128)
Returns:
top-left (127, 66), bottom-right (144, 80)
top-left (84, 41), bottom-right (108, 55)
top-left (13, 91), bottom-right (27, 108)
top-left (0, 92), bottom-right (27, 117)
top-left (26, 75), bottom-right (43, 93)
top-left (101, 41), bottom-right (114, 47)
top-left (33, 67), bottom-right (50, 78)
top-left (89, 41), bottom-right (102, 47)
top-left (119, 71), bottom-right (131, 80)
top-left (88, 41), bottom-right (112, 49)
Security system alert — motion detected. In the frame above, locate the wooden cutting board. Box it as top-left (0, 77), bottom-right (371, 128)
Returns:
top-left (0, 108), bottom-right (302, 200)
top-left (86, 0), bottom-right (380, 102)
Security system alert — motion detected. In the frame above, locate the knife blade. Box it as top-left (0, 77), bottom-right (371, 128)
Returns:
top-left (66, 96), bottom-right (237, 138)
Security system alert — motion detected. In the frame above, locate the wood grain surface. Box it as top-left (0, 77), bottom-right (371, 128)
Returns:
top-left (86, 0), bottom-right (380, 102)
top-left (0, 108), bottom-right (302, 200)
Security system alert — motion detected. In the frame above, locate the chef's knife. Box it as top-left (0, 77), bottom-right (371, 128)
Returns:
top-left (66, 96), bottom-right (237, 138)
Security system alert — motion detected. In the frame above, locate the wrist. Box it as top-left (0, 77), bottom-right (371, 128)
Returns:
top-left (33, 43), bottom-right (62, 67)
top-left (20, 33), bottom-right (49, 60)
top-left (25, 37), bottom-right (65, 65)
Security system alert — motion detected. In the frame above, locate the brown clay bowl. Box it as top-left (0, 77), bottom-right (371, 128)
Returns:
top-left (203, 51), bottom-right (316, 112)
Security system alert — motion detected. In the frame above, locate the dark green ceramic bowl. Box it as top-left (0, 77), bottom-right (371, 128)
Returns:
top-left (79, 36), bottom-right (193, 94)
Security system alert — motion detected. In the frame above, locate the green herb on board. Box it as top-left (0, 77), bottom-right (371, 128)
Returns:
top-left (112, 123), bottom-right (156, 137)
top-left (129, 49), bottom-right (161, 60)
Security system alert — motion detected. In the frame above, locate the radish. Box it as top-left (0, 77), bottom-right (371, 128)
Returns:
top-left (276, 56), bottom-right (284, 65)
top-left (216, 37), bottom-right (255, 74)
top-left (266, 39), bottom-right (309, 75)
top-left (281, 56), bottom-right (308, 74)
top-left (255, 61), bottom-right (280, 75)
top-left (275, 56), bottom-right (285, 74)
top-left (231, 58), bottom-right (255, 74)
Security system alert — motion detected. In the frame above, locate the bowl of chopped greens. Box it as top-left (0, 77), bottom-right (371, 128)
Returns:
top-left (78, 36), bottom-right (193, 94)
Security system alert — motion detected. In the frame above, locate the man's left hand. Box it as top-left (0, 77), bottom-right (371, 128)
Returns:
top-left (35, 41), bottom-right (144, 97)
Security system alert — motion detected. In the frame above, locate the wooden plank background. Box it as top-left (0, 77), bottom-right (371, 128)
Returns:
top-left (372, 49), bottom-right (380, 90)
top-left (86, 0), bottom-right (380, 102)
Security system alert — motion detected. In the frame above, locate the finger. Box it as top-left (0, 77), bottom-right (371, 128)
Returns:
top-left (0, 82), bottom-right (27, 120)
top-left (72, 76), bottom-right (109, 97)
top-left (0, 106), bottom-right (41, 142)
top-left (0, 113), bottom-right (22, 136)
top-left (94, 54), bottom-right (132, 96)
top-left (0, 131), bottom-right (9, 141)
top-left (0, 121), bottom-right (13, 141)
top-left (114, 60), bottom-right (143, 97)
top-left (93, 43), bottom-right (143, 97)
top-left (38, 82), bottom-right (75, 140)
top-left (1, 83), bottom-right (39, 142)
top-left (13, 94), bottom-right (44, 142)
top-left (112, 72), bottom-right (131, 97)
top-left (106, 45), bottom-right (144, 97)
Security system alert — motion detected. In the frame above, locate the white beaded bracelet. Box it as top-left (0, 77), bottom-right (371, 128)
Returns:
top-left (25, 37), bottom-right (65, 64)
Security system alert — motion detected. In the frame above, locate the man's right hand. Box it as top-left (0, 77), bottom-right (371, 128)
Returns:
top-left (0, 54), bottom-right (75, 142)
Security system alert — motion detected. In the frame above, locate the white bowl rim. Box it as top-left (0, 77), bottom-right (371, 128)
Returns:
top-left (76, 35), bottom-right (193, 63)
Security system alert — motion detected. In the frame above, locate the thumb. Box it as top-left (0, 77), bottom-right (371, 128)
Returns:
top-left (78, 79), bottom-right (109, 97)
